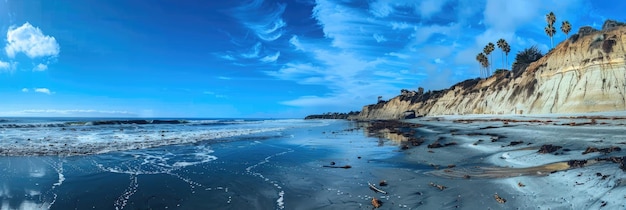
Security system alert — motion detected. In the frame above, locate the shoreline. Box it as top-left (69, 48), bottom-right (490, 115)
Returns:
top-left (361, 112), bottom-right (626, 209)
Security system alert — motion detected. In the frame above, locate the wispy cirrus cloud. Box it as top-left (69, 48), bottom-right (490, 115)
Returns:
top-left (232, 0), bottom-right (287, 42)
top-left (260, 51), bottom-right (280, 63)
top-left (240, 42), bottom-right (262, 58)
top-left (264, 0), bottom-right (464, 110)
top-left (219, 0), bottom-right (287, 65)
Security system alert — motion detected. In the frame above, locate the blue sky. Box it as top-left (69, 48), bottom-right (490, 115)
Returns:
top-left (0, 0), bottom-right (623, 118)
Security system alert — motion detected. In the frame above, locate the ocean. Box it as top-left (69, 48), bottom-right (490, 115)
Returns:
top-left (0, 118), bottom-right (408, 209)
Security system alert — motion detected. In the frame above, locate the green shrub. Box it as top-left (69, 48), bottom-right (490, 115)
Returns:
top-left (512, 46), bottom-right (543, 78)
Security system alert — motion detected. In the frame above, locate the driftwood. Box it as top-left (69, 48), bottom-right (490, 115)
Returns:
top-left (322, 165), bottom-right (351, 169)
top-left (429, 182), bottom-right (447, 191)
top-left (368, 182), bottom-right (387, 194)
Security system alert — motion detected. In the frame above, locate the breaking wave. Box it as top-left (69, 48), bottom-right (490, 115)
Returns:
top-left (0, 118), bottom-right (321, 156)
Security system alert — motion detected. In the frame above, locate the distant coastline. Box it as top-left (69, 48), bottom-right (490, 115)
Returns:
top-left (304, 111), bottom-right (360, 120)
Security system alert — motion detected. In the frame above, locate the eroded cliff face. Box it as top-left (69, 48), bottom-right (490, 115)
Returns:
top-left (354, 23), bottom-right (626, 120)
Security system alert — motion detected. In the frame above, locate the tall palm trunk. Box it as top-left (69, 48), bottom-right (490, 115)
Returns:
top-left (505, 55), bottom-right (508, 69)
top-left (501, 51), bottom-right (505, 69)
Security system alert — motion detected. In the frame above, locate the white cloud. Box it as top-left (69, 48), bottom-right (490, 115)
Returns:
top-left (217, 76), bottom-right (231, 80)
top-left (385, 52), bottom-right (409, 59)
top-left (5, 22), bottom-right (60, 58)
top-left (33, 63), bottom-right (47, 71)
top-left (21, 88), bottom-right (28, 92)
top-left (203, 91), bottom-right (227, 98)
top-left (289, 35), bottom-right (304, 51)
top-left (418, 0), bottom-right (451, 19)
top-left (373, 34), bottom-right (387, 43)
top-left (369, 0), bottom-right (395, 17)
top-left (390, 22), bottom-right (412, 30)
top-left (368, 0), bottom-right (450, 19)
top-left (260, 51), bottom-right (280, 63)
top-left (0, 60), bottom-right (9, 69)
top-left (483, 0), bottom-right (541, 32)
top-left (219, 54), bottom-right (236, 61)
top-left (34, 88), bottom-right (51, 95)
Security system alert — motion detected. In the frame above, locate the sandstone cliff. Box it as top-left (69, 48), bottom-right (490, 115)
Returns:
top-left (353, 21), bottom-right (626, 120)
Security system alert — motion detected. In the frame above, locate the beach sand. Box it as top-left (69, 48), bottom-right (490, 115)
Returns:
top-left (392, 112), bottom-right (626, 209)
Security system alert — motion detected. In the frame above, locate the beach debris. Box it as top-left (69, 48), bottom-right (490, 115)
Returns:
top-left (472, 139), bottom-right (484, 145)
top-left (429, 182), bottom-right (447, 191)
top-left (600, 200), bottom-right (607, 207)
top-left (490, 136), bottom-right (499, 142)
top-left (567, 160), bottom-right (588, 168)
top-left (507, 141), bottom-right (524, 147)
top-left (379, 180), bottom-right (388, 186)
top-left (323, 165), bottom-right (351, 169)
top-left (371, 197), bottom-right (382, 208)
top-left (447, 164), bottom-right (456, 168)
top-left (582, 146), bottom-right (621, 155)
top-left (538, 144), bottom-right (562, 154)
top-left (494, 194), bottom-right (506, 203)
top-left (595, 156), bottom-right (626, 171)
top-left (518, 182), bottom-right (525, 187)
top-left (480, 126), bottom-right (500, 130)
top-left (368, 182), bottom-right (388, 194)
top-left (427, 141), bottom-right (457, 148)
top-left (429, 164), bottom-right (439, 169)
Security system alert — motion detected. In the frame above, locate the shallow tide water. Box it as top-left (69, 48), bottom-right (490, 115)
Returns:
top-left (3, 116), bottom-right (625, 209)
top-left (0, 118), bottom-right (422, 209)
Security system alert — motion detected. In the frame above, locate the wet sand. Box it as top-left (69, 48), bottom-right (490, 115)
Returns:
top-left (1, 116), bottom-right (625, 209)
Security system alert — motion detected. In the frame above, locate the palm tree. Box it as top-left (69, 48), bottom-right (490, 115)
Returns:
top-left (545, 24), bottom-right (556, 48)
top-left (561, 21), bottom-right (571, 39)
top-left (480, 55), bottom-right (490, 77)
top-left (546, 12), bottom-right (556, 26)
top-left (476, 53), bottom-right (487, 78)
top-left (545, 12), bottom-right (557, 49)
top-left (497, 39), bottom-right (507, 68)
top-left (503, 43), bottom-right (511, 68)
top-left (483, 42), bottom-right (495, 75)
